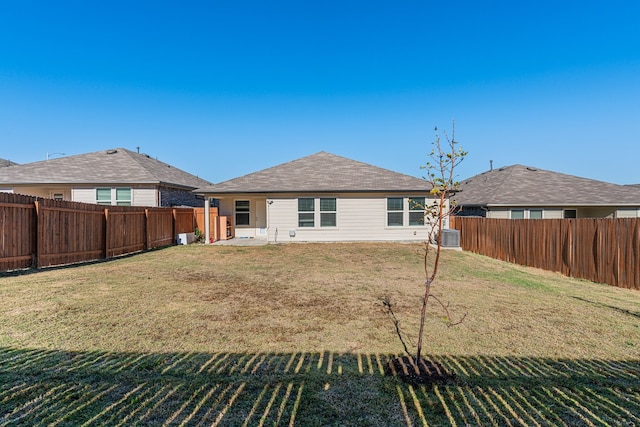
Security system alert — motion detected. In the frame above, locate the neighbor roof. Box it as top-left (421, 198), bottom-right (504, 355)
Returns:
top-left (0, 158), bottom-right (18, 167)
top-left (456, 164), bottom-right (640, 206)
top-left (0, 148), bottom-right (212, 189)
top-left (196, 151), bottom-right (429, 194)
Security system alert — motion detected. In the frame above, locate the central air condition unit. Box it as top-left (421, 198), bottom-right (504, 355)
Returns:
top-left (439, 229), bottom-right (460, 248)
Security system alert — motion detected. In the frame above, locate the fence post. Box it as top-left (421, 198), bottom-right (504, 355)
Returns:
top-left (172, 208), bottom-right (177, 245)
top-left (104, 208), bottom-right (109, 259)
top-left (33, 200), bottom-right (41, 268)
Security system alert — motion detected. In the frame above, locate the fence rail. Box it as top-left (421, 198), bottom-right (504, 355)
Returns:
top-left (0, 193), bottom-right (199, 272)
top-left (451, 216), bottom-right (640, 290)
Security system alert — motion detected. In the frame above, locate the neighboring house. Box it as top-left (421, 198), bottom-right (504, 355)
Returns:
top-left (0, 158), bottom-right (18, 167)
top-left (195, 151), bottom-right (440, 243)
top-left (455, 164), bottom-right (640, 219)
top-left (0, 148), bottom-right (212, 207)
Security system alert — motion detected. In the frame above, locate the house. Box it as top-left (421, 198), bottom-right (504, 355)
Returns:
top-left (194, 151), bottom-right (441, 243)
top-left (455, 164), bottom-right (640, 219)
top-left (0, 148), bottom-right (212, 207)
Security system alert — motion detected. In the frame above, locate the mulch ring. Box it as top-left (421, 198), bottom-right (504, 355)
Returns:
top-left (387, 355), bottom-right (456, 385)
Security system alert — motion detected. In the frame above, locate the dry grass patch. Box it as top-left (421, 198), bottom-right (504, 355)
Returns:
top-left (1, 242), bottom-right (639, 359)
top-left (1, 242), bottom-right (639, 425)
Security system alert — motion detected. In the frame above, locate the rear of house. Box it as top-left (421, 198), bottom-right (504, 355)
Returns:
top-left (196, 152), bottom-right (443, 243)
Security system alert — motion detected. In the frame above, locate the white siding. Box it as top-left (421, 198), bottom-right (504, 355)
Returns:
top-left (133, 188), bottom-right (157, 207)
top-left (487, 209), bottom-right (509, 219)
top-left (266, 193), bottom-right (440, 243)
top-left (72, 187), bottom-right (158, 206)
top-left (72, 188), bottom-right (96, 204)
top-left (542, 209), bottom-right (563, 219)
top-left (617, 209), bottom-right (640, 218)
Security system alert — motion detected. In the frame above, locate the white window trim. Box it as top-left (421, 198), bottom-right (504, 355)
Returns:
top-left (234, 200), bottom-right (251, 227)
top-left (296, 197), bottom-right (338, 229)
top-left (387, 196), bottom-right (429, 228)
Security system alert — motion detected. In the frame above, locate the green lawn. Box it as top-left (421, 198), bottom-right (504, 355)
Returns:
top-left (1, 243), bottom-right (639, 426)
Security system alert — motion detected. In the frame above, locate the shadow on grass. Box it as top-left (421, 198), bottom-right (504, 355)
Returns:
top-left (1, 347), bottom-right (639, 426)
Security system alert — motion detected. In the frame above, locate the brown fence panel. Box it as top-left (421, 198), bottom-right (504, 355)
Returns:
top-left (105, 206), bottom-right (146, 258)
top-left (36, 199), bottom-right (106, 268)
top-left (452, 216), bottom-right (640, 290)
top-left (146, 208), bottom-right (174, 249)
top-left (194, 207), bottom-right (219, 242)
top-left (173, 208), bottom-right (195, 235)
top-left (0, 193), bottom-right (38, 271)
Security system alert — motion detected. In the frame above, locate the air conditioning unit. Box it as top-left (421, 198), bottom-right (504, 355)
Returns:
top-left (439, 229), bottom-right (460, 248)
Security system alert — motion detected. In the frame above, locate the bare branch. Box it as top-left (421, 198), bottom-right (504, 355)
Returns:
top-left (380, 296), bottom-right (412, 357)
top-left (430, 294), bottom-right (467, 327)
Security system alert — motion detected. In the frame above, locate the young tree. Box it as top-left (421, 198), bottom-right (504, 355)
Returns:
top-left (414, 121), bottom-right (467, 363)
top-left (383, 120), bottom-right (467, 378)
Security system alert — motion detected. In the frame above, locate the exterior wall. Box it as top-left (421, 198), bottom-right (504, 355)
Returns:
top-left (486, 209), bottom-right (510, 219)
top-left (72, 187), bottom-right (158, 207)
top-left (617, 208), bottom-right (640, 218)
top-left (218, 196), bottom-right (268, 239)
top-left (7, 186), bottom-right (68, 199)
top-left (158, 186), bottom-right (205, 207)
top-left (487, 206), bottom-right (632, 219)
top-left (578, 207), bottom-right (616, 218)
top-left (263, 193), bottom-right (441, 243)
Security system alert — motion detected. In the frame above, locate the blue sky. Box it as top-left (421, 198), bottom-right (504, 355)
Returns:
top-left (1, 1), bottom-right (639, 184)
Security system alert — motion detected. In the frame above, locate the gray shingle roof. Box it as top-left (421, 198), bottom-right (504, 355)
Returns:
top-left (0, 148), bottom-right (212, 189)
top-left (456, 164), bottom-right (640, 206)
top-left (196, 152), bottom-right (429, 194)
top-left (0, 158), bottom-right (18, 167)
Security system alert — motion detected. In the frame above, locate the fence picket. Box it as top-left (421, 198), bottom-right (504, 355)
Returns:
top-left (452, 217), bottom-right (640, 290)
top-left (0, 193), bottom-right (202, 272)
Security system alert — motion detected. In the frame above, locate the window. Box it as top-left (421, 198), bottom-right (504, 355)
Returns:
top-left (96, 188), bottom-right (112, 205)
top-left (564, 209), bottom-right (577, 219)
top-left (409, 197), bottom-right (425, 226)
top-left (53, 193), bottom-right (64, 201)
top-left (298, 198), bottom-right (315, 227)
top-left (387, 198), bottom-right (404, 226)
top-left (530, 209), bottom-right (543, 219)
top-left (320, 198), bottom-right (337, 227)
top-left (235, 200), bottom-right (250, 226)
top-left (116, 188), bottom-right (131, 206)
top-left (511, 209), bottom-right (525, 219)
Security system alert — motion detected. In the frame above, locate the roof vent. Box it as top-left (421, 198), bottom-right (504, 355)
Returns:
top-left (106, 149), bottom-right (118, 154)
top-left (526, 167), bottom-right (537, 171)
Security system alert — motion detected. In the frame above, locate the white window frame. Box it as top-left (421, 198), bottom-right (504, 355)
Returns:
top-left (297, 197), bottom-right (338, 228)
top-left (116, 188), bottom-right (131, 206)
top-left (235, 200), bottom-right (251, 226)
top-left (387, 197), bottom-right (429, 227)
top-left (529, 209), bottom-right (543, 219)
top-left (319, 198), bottom-right (337, 227)
top-left (510, 209), bottom-right (525, 219)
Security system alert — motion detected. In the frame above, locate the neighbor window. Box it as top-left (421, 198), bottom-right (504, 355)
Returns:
top-left (298, 198), bottom-right (315, 227)
top-left (116, 188), bottom-right (131, 206)
top-left (52, 193), bottom-right (64, 201)
top-left (511, 209), bottom-right (525, 219)
top-left (320, 198), bottom-right (337, 227)
top-left (529, 209), bottom-right (543, 219)
top-left (96, 188), bottom-right (112, 205)
top-left (409, 197), bottom-right (426, 226)
top-left (564, 209), bottom-right (577, 219)
top-left (235, 200), bottom-right (250, 226)
top-left (387, 198), bottom-right (404, 226)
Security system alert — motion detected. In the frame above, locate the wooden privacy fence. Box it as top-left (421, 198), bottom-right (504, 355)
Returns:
top-left (451, 216), bottom-right (640, 290)
top-left (0, 192), bottom-right (197, 271)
